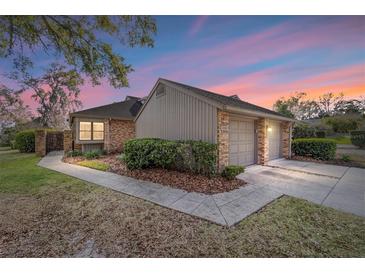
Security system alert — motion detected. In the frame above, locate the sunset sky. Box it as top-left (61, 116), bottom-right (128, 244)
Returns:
top-left (2, 16), bottom-right (365, 111)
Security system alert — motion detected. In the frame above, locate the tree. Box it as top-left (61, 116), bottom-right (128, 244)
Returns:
top-left (299, 100), bottom-right (321, 120)
top-left (0, 16), bottom-right (157, 88)
top-left (11, 63), bottom-right (84, 128)
top-left (273, 92), bottom-right (306, 119)
top-left (272, 98), bottom-right (295, 118)
top-left (318, 92), bottom-right (344, 117)
top-left (0, 85), bottom-right (32, 126)
top-left (334, 99), bottom-right (362, 115)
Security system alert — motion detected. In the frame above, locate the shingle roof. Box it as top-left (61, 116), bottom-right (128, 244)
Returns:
top-left (160, 78), bottom-right (289, 119)
top-left (70, 97), bottom-right (142, 120)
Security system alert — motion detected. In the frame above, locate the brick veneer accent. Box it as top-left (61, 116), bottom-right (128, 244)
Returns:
top-left (217, 110), bottom-right (229, 171)
top-left (104, 119), bottom-right (135, 153)
top-left (257, 118), bottom-right (269, 165)
top-left (63, 130), bottom-right (72, 154)
top-left (35, 129), bottom-right (46, 157)
top-left (281, 121), bottom-right (292, 158)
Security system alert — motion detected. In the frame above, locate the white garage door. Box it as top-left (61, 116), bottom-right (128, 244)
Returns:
top-left (268, 120), bottom-right (281, 160)
top-left (229, 119), bottom-right (255, 166)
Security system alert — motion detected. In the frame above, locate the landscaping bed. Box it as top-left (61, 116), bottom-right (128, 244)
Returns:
top-left (64, 154), bottom-right (246, 194)
top-left (2, 151), bottom-right (365, 258)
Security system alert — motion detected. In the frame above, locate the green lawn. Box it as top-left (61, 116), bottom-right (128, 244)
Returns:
top-left (0, 150), bottom-right (364, 257)
top-left (328, 136), bottom-right (352, 145)
top-left (78, 159), bottom-right (110, 171)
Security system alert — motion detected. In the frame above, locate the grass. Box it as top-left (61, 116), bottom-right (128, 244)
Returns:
top-left (0, 150), bottom-right (364, 257)
top-left (328, 136), bottom-right (352, 145)
top-left (78, 160), bottom-right (109, 171)
top-left (0, 146), bottom-right (11, 151)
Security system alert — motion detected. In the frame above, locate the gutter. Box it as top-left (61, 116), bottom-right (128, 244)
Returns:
top-left (225, 105), bottom-right (296, 122)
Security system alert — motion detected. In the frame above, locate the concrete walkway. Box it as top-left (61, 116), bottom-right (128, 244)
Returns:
top-left (38, 152), bottom-right (282, 226)
top-left (238, 158), bottom-right (365, 217)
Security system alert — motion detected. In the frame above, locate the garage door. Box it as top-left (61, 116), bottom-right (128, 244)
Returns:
top-left (268, 120), bottom-right (281, 160)
top-left (229, 119), bottom-right (255, 166)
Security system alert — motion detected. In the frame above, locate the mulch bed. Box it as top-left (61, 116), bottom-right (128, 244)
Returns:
top-left (291, 155), bottom-right (364, 168)
top-left (63, 155), bottom-right (246, 194)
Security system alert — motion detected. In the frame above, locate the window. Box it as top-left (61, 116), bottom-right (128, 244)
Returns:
top-left (79, 121), bottom-right (104, 141)
top-left (93, 122), bottom-right (104, 140)
top-left (79, 122), bottom-right (92, 140)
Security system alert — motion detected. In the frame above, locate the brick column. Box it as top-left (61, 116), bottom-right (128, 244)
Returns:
top-left (257, 118), bottom-right (268, 165)
top-left (103, 120), bottom-right (111, 152)
top-left (63, 130), bottom-right (72, 154)
top-left (35, 129), bottom-right (46, 157)
top-left (281, 121), bottom-right (292, 159)
top-left (217, 110), bottom-right (229, 171)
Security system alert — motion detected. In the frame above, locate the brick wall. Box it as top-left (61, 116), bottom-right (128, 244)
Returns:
top-left (281, 121), bottom-right (292, 158)
top-left (35, 130), bottom-right (46, 157)
top-left (217, 110), bottom-right (229, 171)
top-left (104, 119), bottom-right (135, 153)
top-left (257, 118), bottom-right (268, 165)
top-left (63, 130), bottom-right (72, 154)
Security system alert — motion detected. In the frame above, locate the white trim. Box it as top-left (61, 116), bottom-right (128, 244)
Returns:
top-left (225, 106), bottom-right (296, 122)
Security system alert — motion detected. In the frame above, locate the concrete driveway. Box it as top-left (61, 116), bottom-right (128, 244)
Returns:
top-left (237, 159), bottom-right (365, 217)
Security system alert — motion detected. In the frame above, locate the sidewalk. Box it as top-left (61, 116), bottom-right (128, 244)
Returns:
top-left (38, 151), bottom-right (282, 226)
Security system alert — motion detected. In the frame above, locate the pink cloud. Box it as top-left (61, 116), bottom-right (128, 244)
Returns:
top-left (206, 63), bottom-right (365, 108)
top-left (188, 16), bottom-right (209, 37)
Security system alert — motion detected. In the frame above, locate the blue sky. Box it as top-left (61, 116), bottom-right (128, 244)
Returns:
top-left (1, 16), bottom-right (364, 110)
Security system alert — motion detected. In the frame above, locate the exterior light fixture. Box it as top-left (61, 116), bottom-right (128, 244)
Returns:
top-left (267, 127), bottom-right (272, 132)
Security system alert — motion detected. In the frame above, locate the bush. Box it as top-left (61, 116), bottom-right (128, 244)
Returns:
top-left (315, 131), bottom-right (326, 138)
top-left (350, 131), bottom-right (365, 148)
top-left (325, 116), bottom-right (360, 133)
top-left (67, 150), bottom-right (83, 157)
top-left (84, 150), bottom-right (102, 159)
top-left (341, 154), bottom-right (351, 162)
top-left (292, 138), bottom-right (336, 160)
top-left (124, 138), bottom-right (217, 176)
top-left (14, 130), bottom-right (35, 153)
top-left (221, 165), bottom-right (245, 180)
top-left (293, 124), bottom-right (316, 139)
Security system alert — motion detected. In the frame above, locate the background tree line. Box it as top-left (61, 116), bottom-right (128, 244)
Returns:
top-left (0, 16), bottom-right (156, 146)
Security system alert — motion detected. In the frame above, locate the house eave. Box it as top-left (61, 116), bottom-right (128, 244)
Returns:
top-left (225, 106), bottom-right (296, 122)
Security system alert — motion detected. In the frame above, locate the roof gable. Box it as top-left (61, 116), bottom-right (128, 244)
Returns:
top-left (70, 97), bottom-right (142, 120)
top-left (159, 78), bottom-right (293, 120)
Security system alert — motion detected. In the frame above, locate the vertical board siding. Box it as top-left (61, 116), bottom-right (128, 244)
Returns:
top-left (136, 84), bottom-right (217, 143)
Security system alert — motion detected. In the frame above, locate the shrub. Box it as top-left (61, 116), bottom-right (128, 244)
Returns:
top-left (14, 130), bottom-right (35, 153)
top-left (292, 138), bottom-right (336, 160)
top-left (185, 140), bottom-right (217, 175)
top-left (292, 124), bottom-right (316, 139)
top-left (341, 154), bottom-right (351, 162)
top-left (124, 138), bottom-right (217, 176)
top-left (324, 116), bottom-right (360, 133)
top-left (84, 150), bottom-right (102, 159)
top-left (315, 131), bottom-right (326, 138)
top-left (67, 150), bottom-right (83, 157)
top-left (221, 165), bottom-right (245, 180)
top-left (350, 131), bottom-right (365, 148)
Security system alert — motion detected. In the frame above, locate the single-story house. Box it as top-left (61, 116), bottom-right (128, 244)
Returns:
top-left (135, 78), bottom-right (295, 169)
top-left (68, 96), bottom-right (143, 153)
top-left (67, 78), bottom-right (294, 169)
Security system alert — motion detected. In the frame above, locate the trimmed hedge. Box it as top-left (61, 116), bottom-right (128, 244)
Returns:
top-left (221, 165), bottom-right (245, 180)
top-left (292, 138), bottom-right (336, 160)
top-left (350, 131), bottom-right (365, 148)
top-left (123, 138), bottom-right (217, 176)
top-left (315, 131), bottom-right (326, 138)
top-left (14, 130), bottom-right (35, 153)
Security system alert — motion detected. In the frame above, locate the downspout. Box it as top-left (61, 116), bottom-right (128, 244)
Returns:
top-left (289, 122), bottom-right (293, 159)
